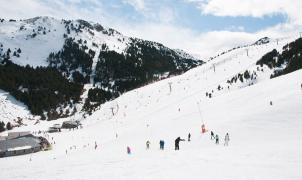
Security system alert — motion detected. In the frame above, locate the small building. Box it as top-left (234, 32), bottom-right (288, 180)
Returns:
top-left (0, 133), bottom-right (50, 158)
top-left (61, 120), bottom-right (80, 129)
top-left (48, 124), bottom-right (61, 133)
top-left (53, 124), bottom-right (61, 129)
top-left (7, 131), bottom-right (31, 139)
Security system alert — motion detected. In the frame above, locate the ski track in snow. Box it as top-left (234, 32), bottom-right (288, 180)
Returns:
top-left (1, 33), bottom-right (302, 179)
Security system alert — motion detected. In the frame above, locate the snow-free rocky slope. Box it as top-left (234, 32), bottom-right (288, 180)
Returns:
top-left (0, 33), bottom-right (301, 180)
top-left (0, 16), bottom-right (202, 121)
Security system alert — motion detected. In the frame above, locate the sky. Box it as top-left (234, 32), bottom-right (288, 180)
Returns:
top-left (0, 0), bottom-right (302, 58)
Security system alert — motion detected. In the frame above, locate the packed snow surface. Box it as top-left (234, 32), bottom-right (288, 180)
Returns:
top-left (0, 35), bottom-right (302, 180)
top-left (0, 90), bottom-right (34, 125)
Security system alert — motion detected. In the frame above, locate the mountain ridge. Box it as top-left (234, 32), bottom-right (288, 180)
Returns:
top-left (0, 16), bottom-right (203, 121)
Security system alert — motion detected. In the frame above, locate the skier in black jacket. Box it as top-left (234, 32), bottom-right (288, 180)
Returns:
top-left (210, 131), bottom-right (215, 140)
top-left (175, 137), bottom-right (185, 150)
top-left (215, 134), bottom-right (219, 144)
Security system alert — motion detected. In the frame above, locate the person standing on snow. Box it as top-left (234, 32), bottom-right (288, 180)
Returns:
top-left (159, 140), bottom-right (165, 150)
top-left (224, 133), bottom-right (230, 146)
top-left (146, 140), bottom-right (151, 149)
top-left (211, 131), bottom-right (215, 140)
top-left (188, 133), bottom-right (191, 142)
top-left (201, 124), bottom-right (206, 133)
top-left (94, 141), bottom-right (98, 149)
top-left (215, 134), bottom-right (219, 144)
top-left (127, 146), bottom-right (131, 154)
top-left (175, 137), bottom-right (185, 150)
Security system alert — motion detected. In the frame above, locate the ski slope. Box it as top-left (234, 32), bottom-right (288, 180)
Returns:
top-left (1, 36), bottom-right (302, 180)
top-left (0, 90), bottom-right (36, 125)
top-left (0, 17), bottom-right (65, 67)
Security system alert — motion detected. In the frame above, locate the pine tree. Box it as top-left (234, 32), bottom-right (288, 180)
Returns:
top-left (6, 122), bottom-right (12, 130)
top-left (0, 121), bottom-right (5, 132)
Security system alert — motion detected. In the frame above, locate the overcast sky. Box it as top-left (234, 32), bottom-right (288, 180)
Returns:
top-left (1, 0), bottom-right (301, 58)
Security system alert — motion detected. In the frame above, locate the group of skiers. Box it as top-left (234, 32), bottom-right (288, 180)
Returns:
top-left (211, 131), bottom-right (230, 146)
top-left (126, 131), bottom-right (230, 154)
top-left (62, 130), bottom-right (230, 156)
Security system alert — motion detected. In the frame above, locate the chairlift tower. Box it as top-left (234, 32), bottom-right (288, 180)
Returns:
top-left (110, 103), bottom-right (119, 139)
top-left (168, 82), bottom-right (172, 94)
top-left (110, 107), bottom-right (115, 116)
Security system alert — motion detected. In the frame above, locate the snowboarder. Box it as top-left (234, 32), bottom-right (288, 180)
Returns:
top-left (159, 140), bottom-right (165, 150)
top-left (127, 146), bottom-right (131, 154)
top-left (215, 134), bottom-right (219, 144)
top-left (210, 131), bottom-right (215, 140)
top-left (146, 140), bottom-right (150, 149)
top-left (175, 137), bottom-right (185, 150)
top-left (224, 133), bottom-right (230, 146)
top-left (270, 101), bottom-right (273, 106)
top-left (188, 133), bottom-right (191, 142)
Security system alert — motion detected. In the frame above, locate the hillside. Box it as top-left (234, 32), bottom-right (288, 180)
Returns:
top-left (0, 16), bottom-right (202, 121)
top-left (0, 33), bottom-right (301, 180)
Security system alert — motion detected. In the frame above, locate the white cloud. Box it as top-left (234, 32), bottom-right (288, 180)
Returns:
top-left (123, 0), bottom-right (146, 11)
top-left (117, 22), bottom-right (253, 58)
top-left (158, 7), bottom-right (176, 24)
top-left (185, 0), bottom-right (302, 25)
top-left (0, 0), bottom-right (107, 23)
top-left (225, 25), bottom-right (245, 32)
top-left (119, 19), bottom-right (302, 59)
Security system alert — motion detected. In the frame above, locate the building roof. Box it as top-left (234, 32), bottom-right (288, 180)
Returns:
top-left (0, 135), bottom-right (41, 152)
top-left (7, 131), bottom-right (31, 140)
top-left (63, 121), bottom-right (79, 125)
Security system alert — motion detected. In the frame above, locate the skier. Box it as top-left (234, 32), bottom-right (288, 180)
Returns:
top-left (215, 134), bottom-right (219, 144)
top-left (159, 140), bottom-right (165, 150)
top-left (224, 133), bottom-right (230, 146)
top-left (201, 124), bottom-right (206, 133)
top-left (175, 137), bottom-right (185, 150)
top-left (146, 140), bottom-right (150, 149)
top-left (188, 133), bottom-right (191, 142)
top-left (210, 131), bottom-right (215, 140)
top-left (94, 141), bottom-right (98, 149)
top-left (127, 146), bottom-right (131, 154)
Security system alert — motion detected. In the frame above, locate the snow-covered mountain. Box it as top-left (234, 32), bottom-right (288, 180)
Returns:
top-left (0, 17), bottom-right (202, 68)
top-left (0, 16), bottom-right (202, 120)
top-left (253, 37), bottom-right (271, 45)
top-left (0, 30), bottom-right (301, 180)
